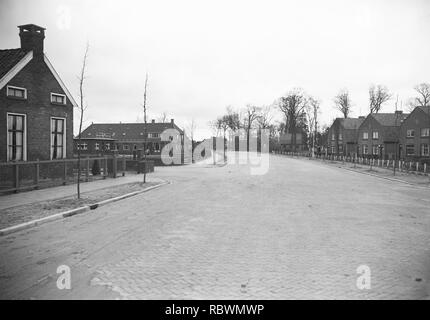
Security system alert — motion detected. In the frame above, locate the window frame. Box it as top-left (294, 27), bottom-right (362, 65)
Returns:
top-left (363, 132), bottom-right (368, 140)
top-left (420, 128), bottom-right (430, 137)
top-left (50, 92), bottom-right (67, 105)
top-left (421, 143), bottom-right (429, 156)
top-left (6, 85), bottom-right (27, 100)
top-left (372, 131), bottom-right (379, 140)
top-left (6, 112), bottom-right (27, 162)
top-left (406, 129), bottom-right (415, 138)
top-left (405, 144), bottom-right (415, 156)
top-left (50, 117), bottom-right (67, 160)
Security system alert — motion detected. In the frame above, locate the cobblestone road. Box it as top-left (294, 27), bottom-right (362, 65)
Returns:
top-left (1, 154), bottom-right (429, 299)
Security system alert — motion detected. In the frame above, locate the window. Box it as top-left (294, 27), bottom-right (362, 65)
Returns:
top-left (338, 145), bottom-right (343, 152)
top-left (338, 133), bottom-right (343, 141)
top-left (95, 143), bottom-right (100, 151)
top-left (51, 118), bottom-right (65, 159)
top-left (421, 128), bottom-right (429, 137)
top-left (363, 145), bottom-right (368, 155)
top-left (77, 143), bottom-right (87, 150)
top-left (406, 144), bottom-right (415, 156)
top-left (372, 145), bottom-right (379, 155)
top-left (421, 144), bottom-right (429, 156)
top-left (372, 131), bottom-right (379, 139)
top-left (123, 145), bottom-right (129, 151)
top-left (406, 129), bottom-right (415, 138)
top-left (7, 113), bottom-right (26, 161)
top-left (154, 143), bottom-right (160, 151)
top-left (105, 143), bottom-right (110, 150)
top-left (7, 85), bottom-right (27, 99)
top-left (50, 93), bottom-right (66, 105)
top-left (363, 132), bottom-right (368, 140)
top-left (331, 133), bottom-right (335, 141)
top-left (149, 133), bottom-right (160, 138)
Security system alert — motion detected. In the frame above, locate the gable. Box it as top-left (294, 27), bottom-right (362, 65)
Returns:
top-left (0, 50), bottom-right (33, 90)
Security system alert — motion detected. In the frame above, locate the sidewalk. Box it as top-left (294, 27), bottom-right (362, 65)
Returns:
top-left (0, 173), bottom-right (162, 211)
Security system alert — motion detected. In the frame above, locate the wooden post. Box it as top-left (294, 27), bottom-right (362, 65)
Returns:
top-left (103, 156), bottom-right (107, 179)
top-left (86, 157), bottom-right (90, 182)
top-left (34, 159), bottom-right (40, 189)
top-left (63, 160), bottom-right (67, 185)
top-left (14, 163), bottom-right (19, 192)
top-left (122, 156), bottom-right (126, 176)
top-left (113, 154), bottom-right (117, 178)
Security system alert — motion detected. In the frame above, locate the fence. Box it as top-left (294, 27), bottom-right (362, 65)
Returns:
top-left (0, 155), bottom-right (128, 194)
top-left (273, 150), bottom-right (430, 175)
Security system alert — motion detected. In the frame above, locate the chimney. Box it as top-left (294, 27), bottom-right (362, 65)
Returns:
top-left (358, 116), bottom-right (365, 119)
top-left (395, 110), bottom-right (403, 115)
top-left (152, 119), bottom-right (155, 123)
top-left (171, 119), bottom-right (174, 124)
top-left (18, 24), bottom-right (45, 58)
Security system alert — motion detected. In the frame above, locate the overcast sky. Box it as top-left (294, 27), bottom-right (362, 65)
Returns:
top-left (1, 0), bottom-right (430, 139)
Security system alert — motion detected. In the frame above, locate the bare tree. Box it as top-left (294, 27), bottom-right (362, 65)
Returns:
top-left (257, 105), bottom-right (273, 129)
top-left (76, 43), bottom-right (89, 199)
top-left (278, 88), bottom-right (308, 151)
top-left (369, 84), bottom-right (391, 114)
top-left (141, 73), bottom-right (148, 183)
top-left (187, 118), bottom-right (197, 163)
top-left (242, 104), bottom-right (261, 152)
top-left (305, 97), bottom-right (320, 157)
top-left (157, 112), bottom-right (168, 123)
top-left (413, 83), bottom-right (430, 108)
top-left (334, 89), bottom-right (352, 118)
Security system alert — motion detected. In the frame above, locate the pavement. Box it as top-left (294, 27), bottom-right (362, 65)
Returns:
top-left (0, 153), bottom-right (429, 299)
top-left (0, 173), bottom-right (155, 211)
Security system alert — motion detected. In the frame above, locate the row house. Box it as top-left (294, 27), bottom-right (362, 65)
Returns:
top-left (327, 117), bottom-right (364, 156)
top-left (0, 24), bottom-right (76, 162)
top-left (357, 111), bottom-right (409, 159)
top-left (399, 106), bottom-right (430, 160)
top-left (74, 119), bottom-right (184, 160)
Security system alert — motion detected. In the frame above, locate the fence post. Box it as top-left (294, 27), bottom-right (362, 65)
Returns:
top-left (424, 163), bottom-right (427, 174)
top-left (14, 163), bottom-right (19, 192)
top-left (34, 159), bottom-right (40, 189)
top-left (113, 154), bottom-right (117, 178)
top-left (103, 156), bottom-right (108, 179)
top-left (122, 156), bottom-right (126, 176)
top-left (86, 157), bottom-right (90, 182)
top-left (63, 160), bottom-right (67, 185)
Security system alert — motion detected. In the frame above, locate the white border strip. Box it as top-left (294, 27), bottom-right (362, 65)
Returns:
top-left (0, 51), bottom-right (33, 90)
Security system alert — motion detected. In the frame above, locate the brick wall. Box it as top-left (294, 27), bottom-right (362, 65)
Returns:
top-left (0, 55), bottom-right (74, 162)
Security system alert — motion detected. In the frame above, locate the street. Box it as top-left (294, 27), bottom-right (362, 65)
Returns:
top-left (0, 154), bottom-right (429, 299)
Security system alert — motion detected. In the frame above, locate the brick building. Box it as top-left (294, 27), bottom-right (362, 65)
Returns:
top-left (357, 111), bottom-right (409, 159)
top-left (0, 24), bottom-right (76, 162)
top-left (399, 106), bottom-right (430, 160)
top-left (327, 117), bottom-right (364, 156)
top-left (75, 119), bottom-right (185, 161)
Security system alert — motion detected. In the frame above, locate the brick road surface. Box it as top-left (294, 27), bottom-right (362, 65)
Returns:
top-left (0, 153), bottom-right (429, 299)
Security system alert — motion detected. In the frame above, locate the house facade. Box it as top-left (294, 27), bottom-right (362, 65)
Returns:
top-left (327, 117), bottom-right (364, 156)
top-left (357, 111), bottom-right (409, 159)
top-left (75, 119), bottom-right (185, 161)
top-left (399, 106), bottom-right (430, 160)
top-left (0, 24), bottom-right (76, 162)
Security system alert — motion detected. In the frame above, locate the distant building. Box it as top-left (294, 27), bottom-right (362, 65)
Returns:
top-left (279, 128), bottom-right (307, 152)
top-left (357, 111), bottom-right (409, 159)
top-left (327, 117), bottom-right (365, 156)
top-left (399, 106), bottom-right (430, 160)
top-left (0, 24), bottom-right (76, 162)
top-left (74, 119), bottom-right (185, 162)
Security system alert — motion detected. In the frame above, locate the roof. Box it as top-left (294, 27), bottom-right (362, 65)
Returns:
top-left (371, 113), bottom-right (409, 127)
top-left (80, 122), bottom-right (183, 141)
top-left (417, 105), bottom-right (430, 115)
top-left (0, 48), bottom-right (27, 79)
top-left (338, 118), bottom-right (364, 130)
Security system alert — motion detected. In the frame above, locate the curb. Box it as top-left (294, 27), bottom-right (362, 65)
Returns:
top-left (340, 167), bottom-right (430, 188)
top-left (0, 180), bottom-right (170, 237)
